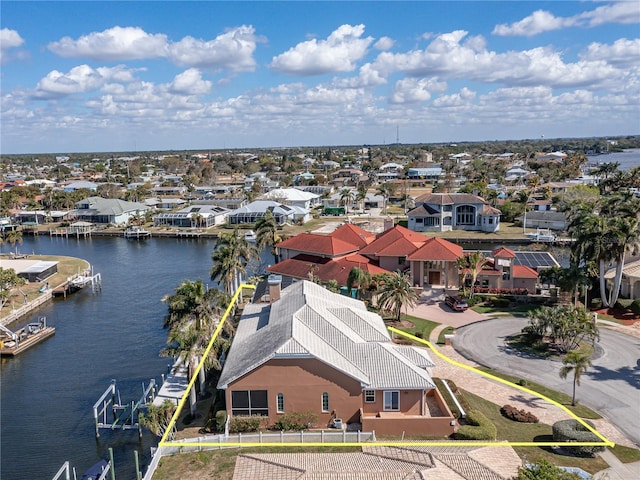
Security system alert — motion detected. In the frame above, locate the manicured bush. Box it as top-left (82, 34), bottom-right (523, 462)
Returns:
top-left (500, 404), bottom-right (539, 423)
top-left (552, 419), bottom-right (605, 456)
top-left (630, 299), bottom-right (640, 315)
top-left (456, 409), bottom-right (497, 440)
top-left (273, 411), bottom-right (318, 431)
top-left (491, 297), bottom-right (511, 308)
top-left (229, 415), bottom-right (263, 433)
top-left (215, 410), bottom-right (227, 432)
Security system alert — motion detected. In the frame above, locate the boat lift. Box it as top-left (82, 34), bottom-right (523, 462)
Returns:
top-left (93, 379), bottom-right (156, 438)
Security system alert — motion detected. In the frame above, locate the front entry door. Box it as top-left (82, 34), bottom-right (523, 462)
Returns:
top-left (428, 271), bottom-right (441, 285)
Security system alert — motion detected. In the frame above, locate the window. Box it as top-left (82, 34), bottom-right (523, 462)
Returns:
top-left (416, 218), bottom-right (424, 223)
top-left (231, 390), bottom-right (269, 416)
top-left (455, 205), bottom-right (476, 225)
top-left (398, 256), bottom-right (405, 266)
top-left (364, 390), bottom-right (375, 403)
top-left (383, 391), bottom-right (400, 411)
top-left (322, 392), bottom-right (329, 412)
top-left (489, 217), bottom-right (493, 224)
top-left (276, 393), bottom-right (284, 413)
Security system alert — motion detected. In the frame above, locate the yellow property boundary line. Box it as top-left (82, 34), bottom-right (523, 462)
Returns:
top-left (160, 288), bottom-right (614, 449)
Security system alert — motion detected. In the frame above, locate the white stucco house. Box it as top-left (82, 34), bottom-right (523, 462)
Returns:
top-left (72, 197), bottom-right (149, 225)
top-left (407, 193), bottom-right (501, 233)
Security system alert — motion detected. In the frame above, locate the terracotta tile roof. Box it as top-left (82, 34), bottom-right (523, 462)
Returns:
top-left (492, 246), bottom-right (516, 258)
top-left (330, 222), bottom-right (375, 248)
top-left (513, 265), bottom-right (539, 278)
top-left (481, 204), bottom-right (502, 215)
top-left (267, 253), bottom-right (389, 286)
top-left (407, 237), bottom-right (463, 261)
top-left (278, 232), bottom-right (359, 257)
top-left (360, 225), bottom-right (426, 257)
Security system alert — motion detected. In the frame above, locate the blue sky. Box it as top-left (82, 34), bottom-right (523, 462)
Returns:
top-left (1, 1), bottom-right (638, 154)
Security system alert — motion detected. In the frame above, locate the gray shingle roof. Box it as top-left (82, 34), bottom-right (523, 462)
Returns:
top-left (218, 281), bottom-right (435, 391)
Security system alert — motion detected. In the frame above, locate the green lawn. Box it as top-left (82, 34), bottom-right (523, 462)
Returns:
top-left (475, 367), bottom-right (601, 419)
top-left (437, 326), bottom-right (455, 344)
top-left (462, 390), bottom-right (609, 474)
top-left (472, 304), bottom-right (539, 316)
top-left (393, 314), bottom-right (440, 340)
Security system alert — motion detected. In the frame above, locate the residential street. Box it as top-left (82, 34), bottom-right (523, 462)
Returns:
top-left (453, 317), bottom-right (640, 447)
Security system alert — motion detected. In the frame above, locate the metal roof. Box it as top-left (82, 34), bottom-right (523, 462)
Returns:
top-left (218, 280), bottom-right (435, 390)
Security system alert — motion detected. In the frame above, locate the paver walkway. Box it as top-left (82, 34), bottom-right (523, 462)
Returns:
top-left (417, 310), bottom-right (640, 479)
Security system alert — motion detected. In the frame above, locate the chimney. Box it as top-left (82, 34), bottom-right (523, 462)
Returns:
top-left (268, 274), bottom-right (282, 303)
top-left (384, 217), bottom-right (394, 231)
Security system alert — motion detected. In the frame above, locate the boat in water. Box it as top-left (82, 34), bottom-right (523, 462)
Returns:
top-left (81, 459), bottom-right (110, 480)
top-left (525, 228), bottom-right (557, 242)
top-left (244, 230), bottom-right (257, 243)
top-left (124, 226), bottom-right (151, 239)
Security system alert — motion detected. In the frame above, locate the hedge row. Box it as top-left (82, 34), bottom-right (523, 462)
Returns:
top-left (456, 409), bottom-right (497, 440)
top-left (552, 419), bottom-right (605, 457)
top-left (274, 411), bottom-right (318, 431)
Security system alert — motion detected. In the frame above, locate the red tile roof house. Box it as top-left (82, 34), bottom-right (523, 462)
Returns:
top-left (474, 247), bottom-right (538, 294)
top-left (268, 223), bottom-right (385, 286)
top-left (217, 279), bottom-right (456, 437)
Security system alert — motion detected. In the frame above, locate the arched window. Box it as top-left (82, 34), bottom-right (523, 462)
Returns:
top-left (456, 205), bottom-right (476, 225)
top-left (321, 392), bottom-right (329, 412)
top-left (276, 393), bottom-right (284, 413)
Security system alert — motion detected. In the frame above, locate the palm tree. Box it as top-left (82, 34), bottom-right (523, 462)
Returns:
top-left (559, 350), bottom-right (593, 406)
top-left (255, 211), bottom-right (281, 264)
top-left (376, 183), bottom-right (396, 215)
top-left (190, 212), bottom-right (204, 229)
top-left (163, 279), bottom-right (213, 331)
top-left (5, 229), bottom-right (23, 255)
top-left (377, 272), bottom-right (419, 322)
top-left (339, 188), bottom-right (355, 214)
top-left (210, 230), bottom-right (257, 295)
top-left (347, 266), bottom-right (371, 299)
top-left (355, 185), bottom-right (368, 212)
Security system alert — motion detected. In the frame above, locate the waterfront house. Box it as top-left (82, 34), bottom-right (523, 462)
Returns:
top-left (258, 188), bottom-right (321, 209)
top-left (152, 204), bottom-right (230, 228)
top-left (217, 279), bottom-right (455, 436)
top-left (227, 200), bottom-right (310, 226)
top-left (72, 197), bottom-right (149, 225)
top-left (407, 193), bottom-right (501, 233)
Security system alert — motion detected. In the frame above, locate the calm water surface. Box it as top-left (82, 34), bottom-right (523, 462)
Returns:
top-left (0, 236), bottom-right (269, 480)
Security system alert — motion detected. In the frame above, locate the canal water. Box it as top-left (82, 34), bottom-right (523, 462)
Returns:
top-left (0, 236), bottom-right (271, 480)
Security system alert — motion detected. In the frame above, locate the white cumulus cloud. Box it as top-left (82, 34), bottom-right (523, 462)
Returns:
top-left (390, 77), bottom-right (447, 104)
top-left (374, 36), bottom-right (395, 51)
top-left (372, 30), bottom-right (622, 89)
top-left (270, 24), bottom-right (374, 75)
top-left (492, 10), bottom-right (573, 36)
top-left (493, 2), bottom-right (640, 37)
top-left (33, 65), bottom-right (139, 99)
top-left (581, 38), bottom-right (640, 67)
top-left (48, 26), bottom-right (168, 61)
top-left (169, 69), bottom-right (212, 95)
top-left (1, 28), bottom-right (26, 64)
top-left (166, 26), bottom-right (259, 71)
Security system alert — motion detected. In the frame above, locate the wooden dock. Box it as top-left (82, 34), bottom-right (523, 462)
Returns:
top-left (0, 318), bottom-right (55, 356)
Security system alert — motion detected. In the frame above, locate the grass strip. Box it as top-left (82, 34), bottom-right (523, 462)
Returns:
top-left (475, 367), bottom-right (601, 420)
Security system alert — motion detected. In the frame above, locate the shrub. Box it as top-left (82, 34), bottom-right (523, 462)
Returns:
top-left (229, 415), bottom-right (263, 433)
top-left (500, 404), bottom-right (539, 423)
top-left (552, 419), bottom-right (605, 457)
top-left (456, 409), bottom-right (497, 440)
top-left (273, 411), bottom-right (318, 431)
top-left (215, 410), bottom-right (227, 432)
top-left (491, 297), bottom-right (511, 308)
top-left (630, 299), bottom-right (640, 316)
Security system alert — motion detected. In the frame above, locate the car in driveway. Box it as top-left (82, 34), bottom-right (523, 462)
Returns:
top-left (445, 295), bottom-right (468, 312)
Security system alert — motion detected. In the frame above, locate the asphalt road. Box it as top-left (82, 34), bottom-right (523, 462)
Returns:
top-left (453, 317), bottom-right (640, 446)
